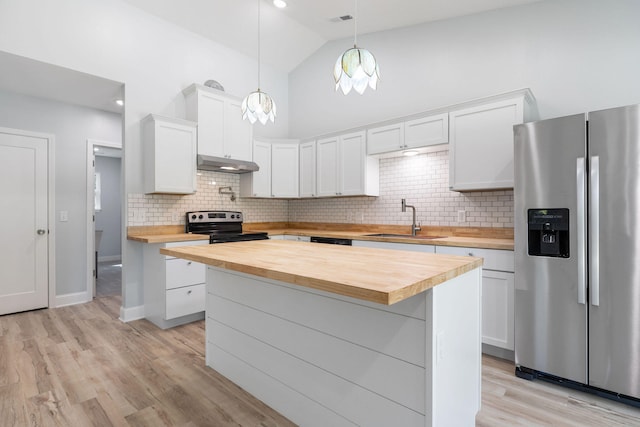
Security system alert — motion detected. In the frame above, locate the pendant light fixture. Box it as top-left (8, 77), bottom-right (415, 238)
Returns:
top-left (334, 0), bottom-right (380, 95)
top-left (242, 0), bottom-right (277, 124)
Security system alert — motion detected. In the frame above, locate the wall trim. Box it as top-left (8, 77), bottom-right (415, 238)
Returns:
top-left (120, 304), bottom-right (145, 322)
top-left (55, 291), bottom-right (91, 308)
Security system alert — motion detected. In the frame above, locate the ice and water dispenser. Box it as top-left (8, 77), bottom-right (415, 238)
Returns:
top-left (527, 208), bottom-right (570, 258)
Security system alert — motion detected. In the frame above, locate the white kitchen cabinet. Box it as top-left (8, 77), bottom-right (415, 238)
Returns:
top-left (283, 235), bottom-right (311, 242)
top-left (299, 141), bottom-right (316, 198)
top-left (317, 131), bottom-right (379, 197)
top-left (448, 89), bottom-right (537, 191)
top-left (352, 240), bottom-right (435, 253)
top-left (240, 140), bottom-right (271, 197)
top-left (143, 240), bottom-right (209, 329)
top-left (367, 113), bottom-right (449, 156)
top-left (435, 245), bottom-right (515, 358)
top-left (271, 143), bottom-right (299, 197)
top-left (142, 114), bottom-right (197, 194)
top-left (240, 140), bottom-right (299, 198)
top-left (183, 83), bottom-right (252, 161)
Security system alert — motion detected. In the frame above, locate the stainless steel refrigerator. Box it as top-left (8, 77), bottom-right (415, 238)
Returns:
top-left (514, 104), bottom-right (640, 403)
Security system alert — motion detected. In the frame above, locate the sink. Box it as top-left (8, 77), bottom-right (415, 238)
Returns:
top-left (364, 233), bottom-right (445, 240)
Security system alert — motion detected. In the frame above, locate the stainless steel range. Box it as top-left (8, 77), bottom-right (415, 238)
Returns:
top-left (186, 211), bottom-right (269, 243)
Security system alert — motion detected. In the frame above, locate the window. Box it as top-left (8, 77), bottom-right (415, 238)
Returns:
top-left (94, 172), bottom-right (101, 212)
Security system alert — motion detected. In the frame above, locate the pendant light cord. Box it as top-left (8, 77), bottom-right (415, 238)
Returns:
top-left (257, 0), bottom-right (261, 90)
top-left (353, 0), bottom-right (358, 47)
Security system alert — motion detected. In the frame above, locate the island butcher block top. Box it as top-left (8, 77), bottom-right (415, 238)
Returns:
top-left (160, 240), bottom-right (483, 305)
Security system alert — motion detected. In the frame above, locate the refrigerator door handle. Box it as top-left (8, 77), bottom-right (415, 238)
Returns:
top-left (577, 157), bottom-right (586, 305)
top-left (590, 155), bottom-right (600, 306)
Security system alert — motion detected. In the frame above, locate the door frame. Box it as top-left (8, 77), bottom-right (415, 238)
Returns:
top-left (86, 138), bottom-right (122, 298)
top-left (0, 126), bottom-right (56, 309)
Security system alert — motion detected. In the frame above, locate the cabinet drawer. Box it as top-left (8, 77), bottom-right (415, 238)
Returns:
top-left (166, 284), bottom-right (205, 319)
top-left (435, 246), bottom-right (514, 272)
top-left (166, 258), bottom-right (206, 289)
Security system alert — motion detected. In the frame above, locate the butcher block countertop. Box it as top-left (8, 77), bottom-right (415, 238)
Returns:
top-left (160, 240), bottom-right (483, 305)
top-left (129, 223), bottom-right (513, 250)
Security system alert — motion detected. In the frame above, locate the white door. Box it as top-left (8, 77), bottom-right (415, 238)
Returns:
top-left (0, 128), bottom-right (49, 314)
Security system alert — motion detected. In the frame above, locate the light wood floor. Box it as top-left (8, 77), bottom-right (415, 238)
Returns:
top-left (2, 296), bottom-right (640, 426)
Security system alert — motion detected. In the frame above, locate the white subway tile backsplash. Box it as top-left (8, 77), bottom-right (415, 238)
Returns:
top-left (289, 149), bottom-right (513, 228)
top-left (128, 149), bottom-right (513, 228)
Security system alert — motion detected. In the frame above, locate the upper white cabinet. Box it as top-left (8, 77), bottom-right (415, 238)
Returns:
top-left (142, 114), bottom-right (197, 194)
top-left (240, 140), bottom-right (299, 198)
top-left (183, 84), bottom-right (252, 161)
top-left (317, 131), bottom-right (379, 197)
top-left (448, 89), bottom-right (537, 191)
top-left (299, 141), bottom-right (316, 198)
top-left (367, 113), bottom-right (449, 155)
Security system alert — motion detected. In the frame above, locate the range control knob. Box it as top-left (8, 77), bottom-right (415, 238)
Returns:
top-left (191, 214), bottom-right (197, 220)
top-left (231, 214), bottom-right (235, 219)
top-left (198, 215), bottom-right (203, 219)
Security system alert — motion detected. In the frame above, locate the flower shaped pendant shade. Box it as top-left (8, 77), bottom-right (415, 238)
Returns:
top-left (334, 46), bottom-right (380, 95)
top-left (334, 0), bottom-right (379, 95)
top-left (242, 89), bottom-right (276, 125)
top-left (242, 0), bottom-right (277, 124)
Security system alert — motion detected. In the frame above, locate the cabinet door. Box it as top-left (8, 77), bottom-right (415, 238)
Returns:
top-left (339, 131), bottom-right (366, 196)
top-left (404, 113), bottom-right (449, 149)
top-left (449, 97), bottom-right (524, 191)
top-left (482, 270), bottom-right (515, 350)
top-left (316, 136), bottom-right (339, 197)
top-left (367, 123), bottom-right (403, 155)
top-left (196, 91), bottom-right (225, 157)
top-left (271, 143), bottom-right (299, 198)
top-left (224, 99), bottom-right (253, 161)
top-left (250, 140), bottom-right (272, 197)
top-left (144, 115), bottom-right (197, 194)
top-left (299, 141), bottom-right (316, 197)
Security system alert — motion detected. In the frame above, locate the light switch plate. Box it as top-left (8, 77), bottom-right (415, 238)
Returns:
top-left (59, 210), bottom-right (68, 222)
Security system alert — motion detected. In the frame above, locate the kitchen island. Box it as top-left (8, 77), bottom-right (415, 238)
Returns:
top-left (161, 240), bottom-right (483, 427)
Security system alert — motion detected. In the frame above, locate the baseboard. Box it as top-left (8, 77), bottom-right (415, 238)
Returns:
top-left (120, 304), bottom-right (145, 322)
top-left (482, 343), bottom-right (515, 361)
top-left (98, 255), bottom-right (122, 263)
top-left (55, 291), bottom-right (92, 308)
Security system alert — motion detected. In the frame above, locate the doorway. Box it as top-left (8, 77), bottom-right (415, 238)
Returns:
top-left (87, 139), bottom-right (122, 298)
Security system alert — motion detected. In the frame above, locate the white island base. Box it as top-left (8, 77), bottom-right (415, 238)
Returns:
top-left (205, 266), bottom-right (481, 427)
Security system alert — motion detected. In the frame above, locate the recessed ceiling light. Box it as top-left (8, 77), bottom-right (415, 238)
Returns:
top-left (94, 147), bottom-right (100, 152)
top-left (114, 99), bottom-right (124, 106)
top-left (273, 0), bottom-right (287, 8)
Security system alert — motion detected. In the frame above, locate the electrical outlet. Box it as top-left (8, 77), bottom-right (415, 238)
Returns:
top-left (457, 210), bottom-right (466, 222)
top-left (59, 211), bottom-right (68, 222)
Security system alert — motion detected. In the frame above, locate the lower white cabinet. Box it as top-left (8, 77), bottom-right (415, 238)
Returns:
top-left (352, 240), bottom-right (435, 253)
top-left (143, 240), bottom-right (208, 329)
top-left (435, 245), bottom-right (515, 356)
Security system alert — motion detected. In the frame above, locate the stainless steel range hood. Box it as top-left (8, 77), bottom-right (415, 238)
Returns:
top-left (196, 154), bottom-right (259, 174)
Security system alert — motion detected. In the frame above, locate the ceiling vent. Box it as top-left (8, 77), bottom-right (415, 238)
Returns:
top-left (330, 15), bottom-right (353, 23)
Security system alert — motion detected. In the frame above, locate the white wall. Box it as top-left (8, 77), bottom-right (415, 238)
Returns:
top-left (0, 0), bottom-right (290, 310)
top-left (95, 156), bottom-right (122, 260)
top-left (0, 89), bottom-right (121, 296)
top-left (289, 0), bottom-right (640, 138)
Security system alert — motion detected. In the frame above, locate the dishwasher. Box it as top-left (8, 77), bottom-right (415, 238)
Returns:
top-left (309, 236), bottom-right (352, 246)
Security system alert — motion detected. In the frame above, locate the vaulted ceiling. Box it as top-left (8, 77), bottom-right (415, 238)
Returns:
top-left (123, 0), bottom-right (544, 72)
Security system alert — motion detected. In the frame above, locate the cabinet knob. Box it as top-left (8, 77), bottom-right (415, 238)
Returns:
top-left (187, 290), bottom-right (192, 295)
top-left (468, 252), bottom-right (474, 257)
top-left (187, 261), bottom-right (192, 265)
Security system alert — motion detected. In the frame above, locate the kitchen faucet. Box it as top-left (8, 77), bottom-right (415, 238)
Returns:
top-left (401, 199), bottom-right (421, 236)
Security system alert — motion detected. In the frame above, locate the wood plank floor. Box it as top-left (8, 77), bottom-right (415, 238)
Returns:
top-left (2, 295), bottom-right (640, 426)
